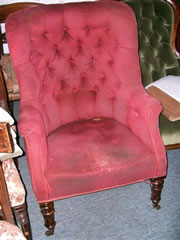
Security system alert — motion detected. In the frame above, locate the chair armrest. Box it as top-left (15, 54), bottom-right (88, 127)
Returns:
top-left (129, 88), bottom-right (162, 117)
top-left (18, 104), bottom-right (46, 137)
top-left (127, 88), bottom-right (167, 176)
top-left (128, 88), bottom-right (163, 145)
top-left (18, 104), bottom-right (49, 201)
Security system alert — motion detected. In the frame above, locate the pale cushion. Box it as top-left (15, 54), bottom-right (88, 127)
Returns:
top-left (146, 76), bottom-right (180, 121)
top-left (1, 159), bottom-right (25, 208)
top-left (0, 221), bottom-right (26, 240)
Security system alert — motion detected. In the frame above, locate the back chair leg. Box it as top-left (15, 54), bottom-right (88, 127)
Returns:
top-left (150, 177), bottom-right (165, 210)
top-left (39, 201), bottom-right (56, 236)
top-left (13, 203), bottom-right (32, 240)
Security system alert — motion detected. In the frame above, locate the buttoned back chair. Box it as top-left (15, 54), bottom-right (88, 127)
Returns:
top-left (5, 1), bottom-right (167, 236)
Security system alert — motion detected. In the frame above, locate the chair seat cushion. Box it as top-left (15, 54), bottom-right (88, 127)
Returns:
top-left (45, 118), bottom-right (158, 200)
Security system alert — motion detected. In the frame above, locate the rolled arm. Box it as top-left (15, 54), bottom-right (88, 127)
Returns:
top-left (18, 104), bottom-right (46, 137)
top-left (127, 88), bottom-right (166, 176)
top-left (127, 88), bottom-right (163, 145)
top-left (18, 104), bottom-right (49, 202)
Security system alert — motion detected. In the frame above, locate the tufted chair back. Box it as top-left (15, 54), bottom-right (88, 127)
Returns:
top-left (6, 1), bottom-right (141, 135)
top-left (125, 0), bottom-right (180, 86)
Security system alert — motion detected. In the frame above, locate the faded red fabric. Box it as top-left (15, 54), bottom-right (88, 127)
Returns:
top-left (6, 1), bottom-right (167, 203)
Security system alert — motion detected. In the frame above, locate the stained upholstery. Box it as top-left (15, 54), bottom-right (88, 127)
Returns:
top-left (124, 0), bottom-right (180, 145)
top-left (6, 1), bottom-right (167, 203)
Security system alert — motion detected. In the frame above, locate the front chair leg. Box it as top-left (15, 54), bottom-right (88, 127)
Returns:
top-left (150, 177), bottom-right (165, 210)
top-left (39, 201), bottom-right (56, 236)
top-left (13, 203), bottom-right (32, 240)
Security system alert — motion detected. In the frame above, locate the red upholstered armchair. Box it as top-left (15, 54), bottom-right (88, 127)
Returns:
top-left (6, 1), bottom-right (167, 236)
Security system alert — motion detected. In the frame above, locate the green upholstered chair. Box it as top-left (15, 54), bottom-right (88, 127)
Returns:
top-left (123, 0), bottom-right (180, 149)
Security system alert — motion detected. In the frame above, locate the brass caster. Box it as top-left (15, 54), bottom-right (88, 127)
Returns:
top-left (153, 203), bottom-right (161, 210)
top-left (45, 229), bottom-right (54, 236)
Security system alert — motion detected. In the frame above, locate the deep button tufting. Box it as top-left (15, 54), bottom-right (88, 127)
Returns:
top-left (84, 26), bottom-right (90, 35)
top-left (72, 87), bottom-right (78, 94)
top-left (81, 73), bottom-right (86, 81)
top-left (42, 32), bottom-right (47, 39)
top-left (55, 48), bottom-right (61, 56)
top-left (97, 39), bottom-right (102, 48)
top-left (78, 39), bottom-right (83, 45)
top-left (114, 44), bottom-right (118, 49)
top-left (69, 57), bottom-right (74, 66)
top-left (60, 79), bottom-right (65, 90)
top-left (105, 25), bottom-right (111, 32)
top-left (116, 82), bottom-right (121, 88)
top-left (111, 96), bottom-right (116, 102)
top-left (134, 111), bottom-right (139, 117)
top-left (94, 86), bottom-right (98, 92)
top-left (48, 66), bottom-right (53, 72)
top-left (91, 57), bottom-right (96, 64)
top-left (100, 73), bottom-right (106, 80)
top-left (108, 60), bottom-right (114, 67)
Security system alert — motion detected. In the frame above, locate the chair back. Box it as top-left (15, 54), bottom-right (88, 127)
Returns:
top-left (6, 1), bottom-right (142, 134)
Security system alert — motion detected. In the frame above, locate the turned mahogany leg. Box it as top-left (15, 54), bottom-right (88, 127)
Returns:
top-left (13, 203), bottom-right (32, 240)
top-left (150, 177), bottom-right (164, 210)
top-left (39, 201), bottom-right (56, 236)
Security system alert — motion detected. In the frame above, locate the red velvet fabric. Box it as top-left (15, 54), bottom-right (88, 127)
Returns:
top-left (6, 1), bottom-right (167, 203)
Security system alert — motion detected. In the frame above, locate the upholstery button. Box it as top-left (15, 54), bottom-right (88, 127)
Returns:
top-left (72, 87), bottom-right (78, 94)
top-left (69, 58), bottom-right (74, 65)
top-left (78, 39), bottom-right (82, 44)
top-left (108, 60), bottom-right (114, 66)
top-left (42, 32), bottom-right (47, 39)
top-left (116, 82), bottom-right (121, 88)
top-left (100, 73), bottom-right (105, 79)
top-left (97, 40), bottom-right (102, 48)
top-left (94, 86), bottom-right (98, 91)
top-left (105, 25), bottom-right (111, 32)
top-left (134, 111), bottom-right (139, 117)
top-left (81, 73), bottom-right (86, 80)
top-left (91, 57), bottom-right (95, 64)
top-left (85, 26), bottom-right (90, 35)
top-left (111, 96), bottom-right (116, 100)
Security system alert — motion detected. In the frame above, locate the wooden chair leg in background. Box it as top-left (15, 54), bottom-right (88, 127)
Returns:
top-left (13, 203), bottom-right (32, 240)
top-left (40, 201), bottom-right (56, 236)
top-left (150, 177), bottom-right (165, 210)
